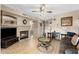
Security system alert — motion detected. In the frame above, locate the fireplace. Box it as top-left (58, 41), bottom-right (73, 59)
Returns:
top-left (20, 31), bottom-right (28, 39)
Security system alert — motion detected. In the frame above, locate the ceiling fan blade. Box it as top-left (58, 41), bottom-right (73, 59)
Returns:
top-left (32, 9), bottom-right (40, 12)
top-left (47, 11), bottom-right (52, 13)
top-left (32, 11), bottom-right (38, 12)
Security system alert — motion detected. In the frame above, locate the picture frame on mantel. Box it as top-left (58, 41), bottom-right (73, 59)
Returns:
top-left (61, 16), bottom-right (73, 26)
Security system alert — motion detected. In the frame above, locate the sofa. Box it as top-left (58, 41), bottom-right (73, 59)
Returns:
top-left (59, 32), bottom-right (78, 54)
top-left (1, 36), bottom-right (19, 48)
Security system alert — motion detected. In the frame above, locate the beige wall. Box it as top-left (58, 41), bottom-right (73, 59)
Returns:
top-left (45, 10), bottom-right (79, 34)
top-left (32, 21), bottom-right (43, 37)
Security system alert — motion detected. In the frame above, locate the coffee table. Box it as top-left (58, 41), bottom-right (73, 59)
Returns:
top-left (37, 37), bottom-right (53, 53)
top-left (38, 37), bottom-right (50, 43)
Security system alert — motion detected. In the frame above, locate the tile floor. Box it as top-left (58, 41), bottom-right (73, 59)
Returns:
top-left (1, 38), bottom-right (60, 54)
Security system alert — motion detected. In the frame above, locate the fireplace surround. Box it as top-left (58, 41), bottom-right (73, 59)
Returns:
top-left (20, 31), bottom-right (29, 39)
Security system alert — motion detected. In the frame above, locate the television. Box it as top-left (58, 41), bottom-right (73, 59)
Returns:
top-left (1, 27), bottom-right (16, 39)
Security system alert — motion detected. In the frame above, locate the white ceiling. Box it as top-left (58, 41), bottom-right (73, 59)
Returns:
top-left (4, 4), bottom-right (79, 20)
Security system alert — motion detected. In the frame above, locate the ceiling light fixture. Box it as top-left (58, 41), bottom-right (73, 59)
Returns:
top-left (32, 4), bottom-right (52, 13)
top-left (40, 4), bottom-right (46, 12)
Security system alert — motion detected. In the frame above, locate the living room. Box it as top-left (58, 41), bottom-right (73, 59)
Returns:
top-left (0, 4), bottom-right (79, 54)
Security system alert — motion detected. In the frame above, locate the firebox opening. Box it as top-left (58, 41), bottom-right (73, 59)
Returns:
top-left (20, 31), bottom-right (28, 40)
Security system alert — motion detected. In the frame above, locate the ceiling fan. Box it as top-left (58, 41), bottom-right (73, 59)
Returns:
top-left (32, 4), bottom-right (53, 13)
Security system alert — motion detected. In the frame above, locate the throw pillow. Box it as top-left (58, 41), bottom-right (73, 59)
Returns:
top-left (71, 35), bottom-right (78, 45)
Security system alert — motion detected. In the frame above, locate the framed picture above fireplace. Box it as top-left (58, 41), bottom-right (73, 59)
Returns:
top-left (61, 16), bottom-right (73, 26)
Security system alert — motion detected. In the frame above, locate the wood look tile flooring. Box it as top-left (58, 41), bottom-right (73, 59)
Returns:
top-left (1, 38), bottom-right (60, 54)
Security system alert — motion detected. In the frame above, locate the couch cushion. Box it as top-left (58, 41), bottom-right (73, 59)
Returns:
top-left (59, 37), bottom-right (77, 54)
top-left (65, 49), bottom-right (78, 54)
